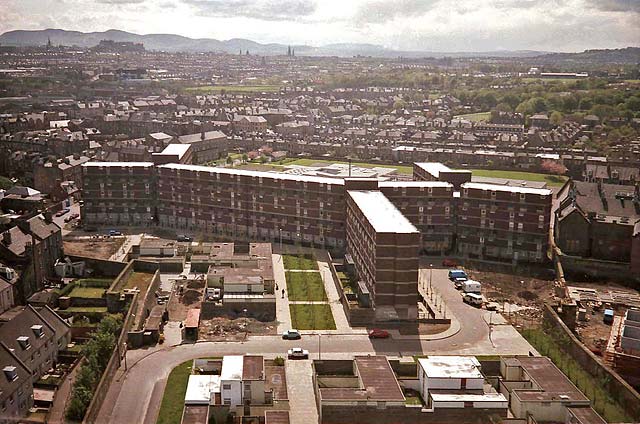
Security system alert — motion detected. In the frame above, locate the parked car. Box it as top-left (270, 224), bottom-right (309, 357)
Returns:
top-left (368, 329), bottom-right (390, 339)
top-left (448, 269), bottom-right (468, 286)
top-left (177, 234), bottom-right (192, 242)
top-left (603, 309), bottom-right (614, 324)
top-left (287, 348), bottom-right (309, 359)
top-left (282, 329), bottom-right (302, 340)
top-left (108, 229), bottom-right (122, 236)
top-left (55, 208), bottom-right (70, 217)
top-left (463, 293), bottom-right (484, 307)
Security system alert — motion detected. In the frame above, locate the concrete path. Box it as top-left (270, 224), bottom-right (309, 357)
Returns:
top-left (318, 261), bottom-right (352, 333)
top-left (109, 234), bottom-right (142, 262)
top-left (285, 360), bottom-right (319, 424)
top-left (273, 254), bottom-right (292, 332)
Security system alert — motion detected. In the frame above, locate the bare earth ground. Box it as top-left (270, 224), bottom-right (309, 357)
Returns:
top-left (199, 317), bottom-right (277, 341)
top-left (168, 279), bottom-right (204, 322)
top-left (63, 237), bottom-right (125, 260)
top-left (466, 269), bottom-right (556, 326)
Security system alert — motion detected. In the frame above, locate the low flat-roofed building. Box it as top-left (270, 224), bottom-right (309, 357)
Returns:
top-left (316, 355), bottom-right (508, 424)
top-left (499, 356), bottom-right (600, 423)
top-left (152, 143), bottom-right (193, 165)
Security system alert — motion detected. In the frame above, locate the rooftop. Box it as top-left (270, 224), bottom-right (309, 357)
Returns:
top-left (418, 356), bottom-right (484, 380)
top-left (348, 191), bottom-right (418, 234)
top-left (221, 355), bottom-right (244, 381)
top-left (159, 163), bottom-right (346, 186)
top-left (462, 182), bottom-right (552, 196)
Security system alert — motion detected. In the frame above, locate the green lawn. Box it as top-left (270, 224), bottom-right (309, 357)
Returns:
top-left (62, 307), bottom-right (108, 313)
top-left (157, 360), bottom-right (193, 424)
top-left (184, 85), bottom-right (281, 94)
top-left (75, 278), bottom-right (114, 288)
top-left (283, 253), bottom-right (318, 270)
top-left (470, 169), bottom-right (568, 187)
top-left (289, 304), bottom-right (336, 330)
top-left (277, 158), bottom-right (414, 175)
top-left (522, 328), bottom-right (632, 423)
top-left (286, 271), bottom-right (327, 301)
top-left (68, 287), bottom-right (105, 299)
top-left (453, 111), bottom-right (491, 122)
top-left (0, 176), bottom-right (14, 190)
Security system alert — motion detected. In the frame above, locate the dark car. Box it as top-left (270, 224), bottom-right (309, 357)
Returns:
top-left (177, 235), bottom-right (193, 242)
top-left (368, 329), bottom-right (390, 339)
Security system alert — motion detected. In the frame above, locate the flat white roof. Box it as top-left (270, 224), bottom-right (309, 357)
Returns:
top-left (414, 162), bottom-right (452, 177)
top-left (348, 190), bottom-right (418, 234)
top-left (83, 162), bottom-right (154, 167)
top-left (461, 182), bottom-right (552, 196)
top-left (159, 143), bottom-right (191, 159)
top-left (159, 163), bottom-right (345, 186)
top-left (418, 356), bottom-right (483, 379)
top-left (378, 181), bottom-right (452, 189)
top-left (221, 355), bottom-right (243, 381)
top-left (430, 393), bottom-right (507, 403)
top-left (184, 375), bottom-right (220, 405)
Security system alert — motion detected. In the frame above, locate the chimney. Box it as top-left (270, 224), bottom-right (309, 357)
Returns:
top-left (44, 210), bottom-right (53, 223)
top-left (2, 231), bottom-right (11, 245)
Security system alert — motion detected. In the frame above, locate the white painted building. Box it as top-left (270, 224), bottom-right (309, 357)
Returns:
top-left (418, 356), bottom-right (485, 394)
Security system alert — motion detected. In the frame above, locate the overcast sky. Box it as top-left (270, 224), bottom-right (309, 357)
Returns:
top-left (0, 0), bottom-right (638, 52)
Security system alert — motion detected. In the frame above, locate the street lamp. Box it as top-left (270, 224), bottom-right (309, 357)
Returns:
top-left (279, 228), bottom-right (282, 251)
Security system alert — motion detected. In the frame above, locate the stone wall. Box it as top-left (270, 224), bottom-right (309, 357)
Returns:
top-left (67, 255), bottom-right (127, 277)
top-left (559, 253), bottom-right (640, 287)
top-left (543, 304), bottom-right (640, 421)
top-left (201, 296), bottom-right (276, 321)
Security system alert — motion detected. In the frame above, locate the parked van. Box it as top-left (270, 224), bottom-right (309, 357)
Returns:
top-left (463, 293), bottom-right (484, 307)
top-left (462, 280), bottom-right (482, 294)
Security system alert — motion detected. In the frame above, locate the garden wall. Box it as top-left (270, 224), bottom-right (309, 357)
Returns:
top-left (542, 304), bottom-right (640, 421)
top-left (82, 293), bottom-right (138, 424)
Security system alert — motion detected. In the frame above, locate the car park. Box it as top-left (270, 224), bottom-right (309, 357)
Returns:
top-left (287, 347), bottom-right (309, 359)
top-left (282, 329), bottom-right (302, 340)
top-left (368, 329), bottom-right (390, 339)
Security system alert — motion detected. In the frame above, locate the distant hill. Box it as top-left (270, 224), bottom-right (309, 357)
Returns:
top-left (0, 28), bottom-right (553, 58)
top-left (532, 47), bottom-right (640, 64)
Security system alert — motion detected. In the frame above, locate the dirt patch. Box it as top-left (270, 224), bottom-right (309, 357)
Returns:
top-left (199, 317), bottom-right (277, 341)
top-left (63, 237), bottom-right (125, 260)
top-left (182, 290), bottom-right (201, 305)
top-left (574, 308), bottom-right (615, 357)
top-left (168, 278), bottom-right (204, 321)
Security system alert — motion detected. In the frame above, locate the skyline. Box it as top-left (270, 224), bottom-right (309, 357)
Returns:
top-left (0, 0), bottom-right (638, 52)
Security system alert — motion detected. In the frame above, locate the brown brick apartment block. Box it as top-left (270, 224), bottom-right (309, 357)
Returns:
top-left (346, 190), bottom-right (419, 320)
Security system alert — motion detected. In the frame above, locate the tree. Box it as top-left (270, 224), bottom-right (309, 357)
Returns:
top-left (541, 160), bottom-right (568, 175)
top-left (226, 155), bottom-right (233, 165)
top-left (550, 111), bottom-right (564, 126)
top-left (242, 153), bottom-right (248, 163)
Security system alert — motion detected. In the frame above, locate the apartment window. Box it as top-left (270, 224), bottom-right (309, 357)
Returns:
top-left (518, 223), bottom-right (523, 232)
top-left (520, 193), bottom-right (526, 201)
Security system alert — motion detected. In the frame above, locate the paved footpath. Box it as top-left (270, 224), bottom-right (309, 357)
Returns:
top-left (273, 254), bottom-right (292, 332)
top-left (285, 360), bottom-right (319, 424)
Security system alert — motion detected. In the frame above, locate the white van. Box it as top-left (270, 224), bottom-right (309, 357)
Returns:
top-left (462, 280), bottom-right (482, 294)
top-left (463, 292), bottom-right (484, 307)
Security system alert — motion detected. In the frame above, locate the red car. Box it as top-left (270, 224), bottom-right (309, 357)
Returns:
top-left (368, 329), bottom-right (390, 339)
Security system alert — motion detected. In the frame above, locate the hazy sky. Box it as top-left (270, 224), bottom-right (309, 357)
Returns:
top-left (0, 0), bottom-right (638, 51)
